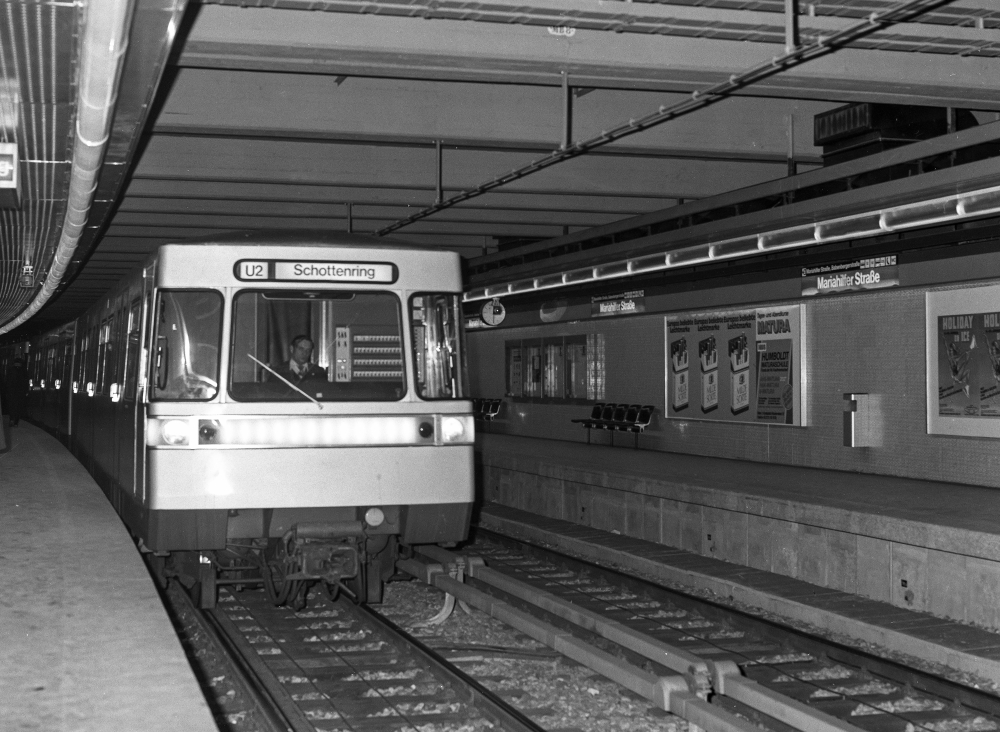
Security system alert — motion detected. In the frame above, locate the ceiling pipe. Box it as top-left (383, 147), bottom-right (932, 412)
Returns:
top-left (376, 0), bottom-right (955, 236)
top-left (0, 0), bottom-right (136, 334)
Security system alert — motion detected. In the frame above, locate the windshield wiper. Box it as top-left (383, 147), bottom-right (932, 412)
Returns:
top-left (247, 353), bottom-right (323, 410)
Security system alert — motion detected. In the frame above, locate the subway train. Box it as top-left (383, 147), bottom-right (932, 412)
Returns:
top-left (0, 232), bottom-right (474, 608)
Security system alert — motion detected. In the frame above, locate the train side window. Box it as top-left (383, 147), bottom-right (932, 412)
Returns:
top-left (97, 317), bottom-right (114, 394)
top-left (86, 326), bottom-right (99, 386)
top-left (151, 290), bottom-right (222, 401)
top-left (410, 293), bottom-right (467, 400)
top-left (123, 300), bottom-right (141, 400)
top-left (76, 333), bottom-right (87, 384)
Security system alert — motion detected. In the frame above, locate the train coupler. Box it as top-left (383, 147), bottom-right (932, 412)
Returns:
top-left (284, 541), bottom-right (359, 583)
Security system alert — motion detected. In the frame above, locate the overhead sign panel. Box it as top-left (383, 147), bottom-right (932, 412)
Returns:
top-left (235, 260), bottom-right (397, 284)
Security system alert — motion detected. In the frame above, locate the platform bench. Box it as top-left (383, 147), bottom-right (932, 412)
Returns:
top-left (572, 403), bottom-right (654, 447)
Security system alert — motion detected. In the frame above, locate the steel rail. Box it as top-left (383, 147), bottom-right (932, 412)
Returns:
top-left (351, 601), bottom-right (550, 732)
top-left (478, 529), bottom-right (1000, 722)
top-left (375, 0), bottom-right (955, 236)
top-left (200, 606), bottom-right (319, 732)
top-left (162, 577), bottom-right (308, 732)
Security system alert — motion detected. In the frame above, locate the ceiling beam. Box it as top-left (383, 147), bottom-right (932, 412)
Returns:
top-left (179, 6), bottom-right (1000, 109)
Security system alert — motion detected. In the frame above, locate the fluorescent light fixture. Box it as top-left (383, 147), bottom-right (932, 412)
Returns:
top-left (958, 187), bottom-right (1000, 216)
top-left (759, 227), bottom-right (818, 250)
top-left (815, 213), bottom-right (884, 241)
top-left (668, 246), bottom-right (712, 266)
top-left (710, 237), bottom-right (759, 258)
top-left (509, 279), bottom-right (536, 293)
top-left (564, 268), bottom-right (596, 284)
top-left (629, 254), bottom-right (669, 272)
top-left (596, 261), bottom-right (630, 278)
top-left (534, 274), bottom-right (565, 289)
top-left (462, 183), bottom-right (1000, 303)
top-left (881, 199), bottom-right (957, 230)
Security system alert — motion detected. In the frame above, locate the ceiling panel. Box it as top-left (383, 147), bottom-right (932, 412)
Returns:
top-left (3, 0), bottom-right (1000, 336)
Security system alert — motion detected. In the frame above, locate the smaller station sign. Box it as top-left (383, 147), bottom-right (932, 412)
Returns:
top-left (801, 255), bottom-right (898, 296)
top-left (591, 289), bottom-right (646, 317)
top-left (235, 260), bottom-right (397, 284)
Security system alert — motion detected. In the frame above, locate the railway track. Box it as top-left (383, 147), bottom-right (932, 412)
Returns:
top-left (172, 577), bottom-right (546, 732)
top-left (396, 532), bottom-right (1000, 732)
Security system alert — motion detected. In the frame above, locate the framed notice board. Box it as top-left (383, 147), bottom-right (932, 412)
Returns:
top-left (665, 304), bottom-right (807, 427)
top-left (926, 285), bottom-right (1000, 437)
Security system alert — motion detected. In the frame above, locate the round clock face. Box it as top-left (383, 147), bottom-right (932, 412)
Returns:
top-left (481, 300), bottom-right (506, 326)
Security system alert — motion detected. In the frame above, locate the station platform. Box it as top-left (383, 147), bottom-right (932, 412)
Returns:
top-left (476, 434), bottom-right (1000, 681)
top-left (0, 423), bottom-right (217, 732)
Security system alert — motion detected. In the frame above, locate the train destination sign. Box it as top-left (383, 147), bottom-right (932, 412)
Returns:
top-left (235, 260), bottom-right (397, 283)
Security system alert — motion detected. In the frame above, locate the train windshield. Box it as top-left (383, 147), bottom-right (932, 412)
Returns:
top-left (151, 290), bottom-right (223, 401)
top-left (229, 290), bottom-right (405, 402)
top-left (411, 294), bottom-right (466, 400)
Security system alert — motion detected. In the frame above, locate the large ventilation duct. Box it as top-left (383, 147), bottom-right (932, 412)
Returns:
top-left (0, 0), bottom-right (136, 334)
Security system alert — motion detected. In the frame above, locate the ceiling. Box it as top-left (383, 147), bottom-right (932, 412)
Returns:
top-left (1, 0), bottom-right (1000, 335)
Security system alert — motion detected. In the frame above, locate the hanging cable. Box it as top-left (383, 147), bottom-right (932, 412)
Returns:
top-left (376, 0), bottom-right (956, 236)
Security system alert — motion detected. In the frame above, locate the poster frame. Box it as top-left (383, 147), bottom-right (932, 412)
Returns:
top-left (663, 303), bottom-right (808, 428)
top-left (925, 285), bottom-right (1000, 438)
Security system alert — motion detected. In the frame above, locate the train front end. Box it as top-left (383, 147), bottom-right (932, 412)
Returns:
top-left (144, 241), bottom-right (473, 606)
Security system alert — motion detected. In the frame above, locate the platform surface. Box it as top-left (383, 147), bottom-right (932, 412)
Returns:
top-left (0, 423), bottom-right (216, 732)
top-left (478, 433), bottom-right (1000, 559)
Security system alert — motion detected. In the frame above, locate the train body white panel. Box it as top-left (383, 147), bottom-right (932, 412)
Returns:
top-left (148, 444), bottom-right (474, 510)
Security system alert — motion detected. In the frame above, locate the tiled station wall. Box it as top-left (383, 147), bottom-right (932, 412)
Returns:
top-left (467, 274), bottom-right (1000, 627)
top-left (478, 454), bottom-right (1000, 629)
top-left (467, 282), bottom-right (1000, 489)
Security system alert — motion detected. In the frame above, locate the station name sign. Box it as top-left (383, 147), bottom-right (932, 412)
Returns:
top-left (235, 260), bottom-right (397, 284)
top-left (801, 255), bottom-right (898, 297)
top-left (591, 289), bottom-right (645, 317)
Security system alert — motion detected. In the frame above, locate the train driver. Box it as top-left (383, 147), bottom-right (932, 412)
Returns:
top-left (277, 335), bottom-right (326, 382)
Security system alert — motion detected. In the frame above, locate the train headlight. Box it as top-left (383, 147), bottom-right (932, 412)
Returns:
top-left (365, 507), bottom-right (385, 528)
top-left (441, 416), bottom-right (468, 443)
top-left (161, 419), bottom-right (191, 446)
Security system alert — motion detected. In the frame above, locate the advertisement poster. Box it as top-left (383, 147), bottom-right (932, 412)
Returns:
top-left (665, 305), bottom-right (806, 426)
top-left (927, 286), bottom-right (1000, 437)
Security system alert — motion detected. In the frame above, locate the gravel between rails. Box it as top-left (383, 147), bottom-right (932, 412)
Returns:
top-left (375, 577), bottom-right (689, 732)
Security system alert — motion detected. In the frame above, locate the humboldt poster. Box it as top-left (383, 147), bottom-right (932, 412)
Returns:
top-left (665, 305), bottom-right (805, 426)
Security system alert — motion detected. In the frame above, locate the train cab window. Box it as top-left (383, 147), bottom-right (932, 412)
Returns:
top-left (229, 290), bottom-right (405, 402)
top-left (151, 290), bottom-right (222, 401)
top-left (410, 294), bottom-right (466, 400)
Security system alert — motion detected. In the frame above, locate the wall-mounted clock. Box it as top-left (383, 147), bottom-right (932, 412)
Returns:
top-left (480, 299), bottom-right (506, 326)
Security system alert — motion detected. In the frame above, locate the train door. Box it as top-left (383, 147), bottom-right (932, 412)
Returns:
top-left (60, 335), bottom-right (74, 437)
top-left (70, 327), bottom-right (87, 459)
top-left (80, 323), bottom-right (99, 471)
top-left (116, 297), bottom-right (141, 503)
top-left (136, 279), bottom-right (153, 506)
top-left (93, 315), bottom-right (114, 490)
